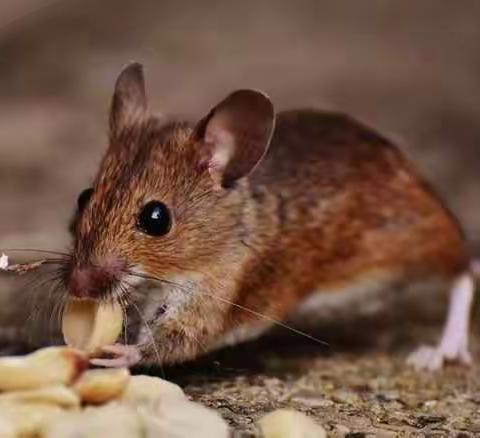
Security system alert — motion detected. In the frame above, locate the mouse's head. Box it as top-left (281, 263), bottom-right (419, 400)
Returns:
top-left (64, 63), bottom-right (275, 301)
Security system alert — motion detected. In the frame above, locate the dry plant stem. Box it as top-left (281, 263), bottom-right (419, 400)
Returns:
top-left (1, 260), bottom-right (47, 275)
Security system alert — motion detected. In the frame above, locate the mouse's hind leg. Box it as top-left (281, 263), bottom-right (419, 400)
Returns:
top-left (407, 272), bottom-right (475, 371)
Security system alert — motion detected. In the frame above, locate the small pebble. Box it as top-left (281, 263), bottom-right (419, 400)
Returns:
top-left (332, 391), bottom-right (360, 405)
top-left (423, 400), bottom-right (438, 409)
top-left (290, 394), bottom-right (334, 408)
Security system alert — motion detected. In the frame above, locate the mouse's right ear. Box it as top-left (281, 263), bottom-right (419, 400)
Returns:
top-left (109, 62), bottom-right (148, 135)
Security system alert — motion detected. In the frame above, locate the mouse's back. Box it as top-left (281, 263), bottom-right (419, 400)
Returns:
top-left (233, 109), bottom-right (468, 319)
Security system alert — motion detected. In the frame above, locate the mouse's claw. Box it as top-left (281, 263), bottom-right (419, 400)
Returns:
top-left (407, 341), bottom-right (473, 372)
top-left (90, 344), bottom-right (141, 368)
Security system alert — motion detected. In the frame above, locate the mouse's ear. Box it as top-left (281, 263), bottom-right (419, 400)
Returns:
top-left (194, 89), bottom-right (275, 188)
top-left (109, 62), bottom-right (148, 134)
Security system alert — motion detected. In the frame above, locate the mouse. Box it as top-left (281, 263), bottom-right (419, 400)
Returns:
top-left (63, 62), bottom-right (476, 371)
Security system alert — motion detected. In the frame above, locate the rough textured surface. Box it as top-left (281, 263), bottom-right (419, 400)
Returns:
top-left (161, 323), bottom-right (480, 437)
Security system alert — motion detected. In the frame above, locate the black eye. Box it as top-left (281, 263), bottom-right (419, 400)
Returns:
top-left (137, 201), bottom-right (172, 236)
top-left (77, 188), bottom-right (94, 211)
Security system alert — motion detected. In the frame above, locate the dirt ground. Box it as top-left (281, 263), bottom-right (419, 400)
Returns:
top-left (168, 326), bottom-right (480, 437)
top-left (0, 1), bottom-right (479, 436)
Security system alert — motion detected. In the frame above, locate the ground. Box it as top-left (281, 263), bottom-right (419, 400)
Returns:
top-left (136, 322), bottom-right (480, 437)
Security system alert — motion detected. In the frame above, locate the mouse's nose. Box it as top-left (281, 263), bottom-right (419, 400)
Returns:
top-left (67, 266), bottom-right (105, 299)
top-left (66, 257), bottom-right (126, 299)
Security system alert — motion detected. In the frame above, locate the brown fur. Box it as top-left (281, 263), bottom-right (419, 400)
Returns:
top-left (228, 110), bottom-right (467, 330)
top-left (66, 68), bottom-right (468, 366)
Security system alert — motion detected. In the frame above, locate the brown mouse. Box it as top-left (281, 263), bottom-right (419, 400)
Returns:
top-left (64, 62), bottom-right (475, 371)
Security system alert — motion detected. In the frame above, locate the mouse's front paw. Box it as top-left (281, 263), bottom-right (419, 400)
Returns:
top-left (406, 343), bottom-right (472, 372)
top-left (90, 344), bottom-right (142, 368)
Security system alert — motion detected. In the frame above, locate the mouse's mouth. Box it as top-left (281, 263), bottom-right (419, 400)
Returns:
top-left (62, 270), bottom-right (168, 348)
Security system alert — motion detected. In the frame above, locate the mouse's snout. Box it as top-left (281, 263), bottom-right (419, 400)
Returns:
top-left (65, 256), bottom-right (126, 299)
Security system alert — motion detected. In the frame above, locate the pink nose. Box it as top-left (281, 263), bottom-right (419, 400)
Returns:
top-left (66, 258), bottom-right (126, 299)
top-left (67, 267), bottom-right (110, 298)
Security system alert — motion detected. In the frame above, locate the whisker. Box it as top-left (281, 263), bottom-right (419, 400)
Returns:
top-left (4, 256), bottom-right (68, 342)
top-left (121, 279), bottom-right (164, 366)
top-left (125, 270), bottom-right (328, 348)
top-left (49, 283), bottom-right (67, 342)
top-left (22, 268), bottom-right (64, 328)
top-left (188, 328), bottom-right (208, 355)
top-left (25, 275), bottom-right (65, 345)
top-left (114, 283), bottom-right (130, 346)
top-left (129, 298), bottom-right (164, 375)
top-left (199, 292), bottom-right (328, 347)
top-left (123, 271), bottom-right (182, 290)
top-left (0, 248), bottom-right (71, 258)
top-left (23, 276), bottom-right (55, 340)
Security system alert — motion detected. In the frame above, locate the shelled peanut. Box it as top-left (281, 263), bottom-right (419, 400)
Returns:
top-left (0, 347), bottom-right (229, 438)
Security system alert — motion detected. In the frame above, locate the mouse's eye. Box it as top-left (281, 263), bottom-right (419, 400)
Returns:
top-left (137, 201), bottom-right (172, 236)
top-left (77, 188), bottom-right (94, 212)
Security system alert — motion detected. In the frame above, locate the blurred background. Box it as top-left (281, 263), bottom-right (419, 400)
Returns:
top-left (0, 0), bottom-right (479, 255)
